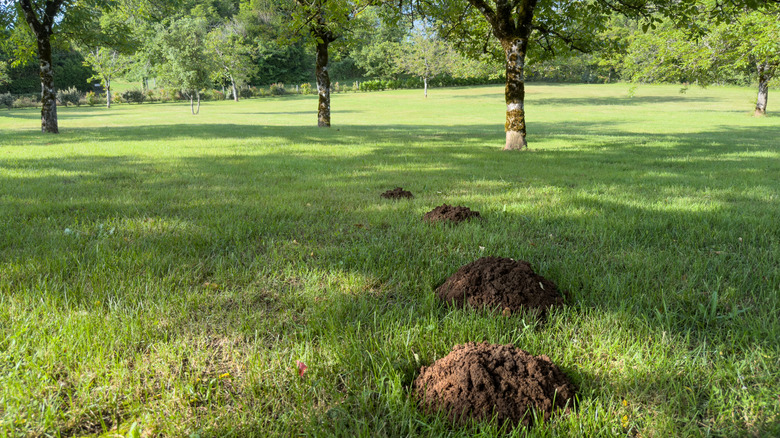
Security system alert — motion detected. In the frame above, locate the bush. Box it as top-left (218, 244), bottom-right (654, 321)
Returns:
top-left (121, 89), bottom-right (146, 104)
top-left (238, 87), bottom-right (255, 99)
top-left (0, 92), bottom-right (13, 109)
top-left (202, 89), bottom-right (225, 101)
top-left (144, 89), bottom-right (156, 102)
top-left (13, 96), bottom-right (38, 108)
top-left (300, 83), bottom-right (313, 95)
top-left (112, 92), bottom-right (123, 104)
top-left (269, 83), bottom-right (286, 96)
top-left (57, 86), bottom-right (82, 106)
top-left (84, 91), bottom-right (104, 106)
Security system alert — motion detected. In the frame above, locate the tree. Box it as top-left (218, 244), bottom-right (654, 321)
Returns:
top-left (206, 19), bottom-right (257, 102)
top-left (284, 0), bottom-right (379, 127)
top-left (151, 17), bottom-right (214, 114)
top-left (395, 25), bottom-right (456, 97)
top-left (2, 0), bottom-right (116, 132)
top-left (83, 47), bottom-right (129, 108)
top-left (15, 0), bottom-right (67, 133)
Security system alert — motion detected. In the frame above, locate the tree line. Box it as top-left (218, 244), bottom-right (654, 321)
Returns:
top-left (1, 0), bottom-right (777, 148)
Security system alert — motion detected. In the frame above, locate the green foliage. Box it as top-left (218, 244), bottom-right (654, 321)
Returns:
top-left (150, 17), bottom-right (213, 95)
top-left (0, 50), bottom-right (95, 94)
top-left (0, 92), bottom-right (13, 108)
top-left (83, 48), bottom-right (130, 95)
top-left (120, 89), bottom-right (146, 104)
top-left (269, 82), bottom-right (286, 95)
top-left (84, 91), bottom-right (104, 106)
top-left (57, 86), bottom-right (82, 106)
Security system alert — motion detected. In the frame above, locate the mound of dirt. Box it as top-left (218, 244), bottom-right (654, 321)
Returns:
top-left (423, 204), bottom-right (480, 224)
top-left (413, 342), bottom-right (576, 428)
top-left (381, 187), bottom-right (414, 199)
top-left (436, 257), bottom-right (563, 316)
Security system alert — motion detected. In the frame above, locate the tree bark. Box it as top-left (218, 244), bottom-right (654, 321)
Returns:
top-left (424, 76), bottom-right (428, 98)
top-left (315, 39), bottom-right (331, 127)
top-left (755, 61), bottom-right (770, 116)
top-left (37, 36), bottom-right (58, 133)
top-left (502, 38), bottom-right (528, 150)
top-left (190, 92), bottom-right (194, 114)
top-left (19, 0), bottom-right (65, 134)
top-left (467, 0), bottom-right (537, 150)
top-left (106, 78), bottom-right (112, 108)
top-left (196, 90), bottom-right (201, 114)
top-left (230, 75), bottom-right (238, 102)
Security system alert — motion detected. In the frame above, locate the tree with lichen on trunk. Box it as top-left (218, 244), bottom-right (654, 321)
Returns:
top-left (2, 0), bottom-right (118, 133)
top-left (411, 0), bottom-right (774, 150)
top-left (275, 0), bottom-right (383, 127)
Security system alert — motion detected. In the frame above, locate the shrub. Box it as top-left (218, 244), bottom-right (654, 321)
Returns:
top-left (270, 83), bottom-right (286, 96)
top-left (0, 92), bottom-right (13, 109)
top-left (144, 89), bottom-right (156, 102)
top-left (57, 86), bottom-right (82, 106)
top-left (300, 83), bottom-right (313, 95)
top-left (112, 92), bottom-right (123, 104)
top-left (13, 96), bottom-right (38, 108)
top-left (84, 91), bottom-right (104, 106)
top-left (121, 89), bottom-right (146, 104)
top-left (239, 87), bottom-right (255, 99)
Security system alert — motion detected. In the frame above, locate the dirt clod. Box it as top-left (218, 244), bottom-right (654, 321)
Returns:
top-left (436, 257), bottom-right (563, 316)
top-left (414, 342), bottom-right (576, 428)
top-left (381, 187), bottom-right (414, 199)
top-left (423, 204), bottom-right (480, 224)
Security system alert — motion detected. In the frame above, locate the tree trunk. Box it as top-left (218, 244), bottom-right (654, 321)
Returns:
top-left (424, 76), bottom-right (428, 98)
top-left (37, 36), bottom-right (58, 133)
top-left (106, 79), bottom-right (112, 109)
top-left (195, 90), bottom-right (201, 115)
top-left (755, 62), bottom-right (770, 116)
top-left (502, 38), bottom-right (528, 150)
top-left (190, 93), bottom-right (194, 115)
top-left (315, 39), bottom-right (331, 128)
top-left (231, 75), bottom-right (238, 102)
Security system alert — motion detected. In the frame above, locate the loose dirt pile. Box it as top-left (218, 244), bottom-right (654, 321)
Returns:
top-left (423, 204), bottom-right (480, 224)
top-left (380, 187), bottom-right (414, 199)
top-left (413, 342), bottom-right (576, 428)
top-left (436, 257), bottom-right (563, 316)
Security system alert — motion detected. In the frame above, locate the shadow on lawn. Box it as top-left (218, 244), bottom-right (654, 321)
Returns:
top-left (1, 121), bottom-right (778, 435)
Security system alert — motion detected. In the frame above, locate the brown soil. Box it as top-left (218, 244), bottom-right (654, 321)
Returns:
top-left (413, 342), bottom-right (576, 428)
top-left (381, 187), bottom-right (414, 199)
top-left (436, 257), bottom-right (563, 316)
top-left (423, 204), bottom-right (480, 224)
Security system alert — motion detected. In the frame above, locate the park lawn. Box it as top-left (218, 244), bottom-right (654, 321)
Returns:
top-left (0, 84), bottom-right (778, 437)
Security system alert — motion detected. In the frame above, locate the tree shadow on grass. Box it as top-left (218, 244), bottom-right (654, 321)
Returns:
top-left (1, 120), bottom-right (778, 436)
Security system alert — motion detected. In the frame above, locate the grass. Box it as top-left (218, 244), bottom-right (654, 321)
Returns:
top-left (0, 83), bottom-right (778, 437)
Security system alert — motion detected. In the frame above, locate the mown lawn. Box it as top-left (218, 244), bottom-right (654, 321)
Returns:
top-left (0, 84), bottom-right (778, 437)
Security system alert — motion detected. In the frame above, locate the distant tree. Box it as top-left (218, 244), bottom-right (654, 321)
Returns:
top-left (284, 0), bottom-right (381, 127)
top-left (151, 17), bottom-right (214, 114)
top-left (83, 48), bottom-right (130, 108)
top-left (206, 19), bottom-right (257, 102)
top-left (395, 25), bottom-right (456, 98)
top-left (623, 5), bottom-right (779, 116)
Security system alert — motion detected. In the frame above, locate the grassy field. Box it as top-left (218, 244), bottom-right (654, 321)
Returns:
top-left (1, 84), bottom-right (778, 437)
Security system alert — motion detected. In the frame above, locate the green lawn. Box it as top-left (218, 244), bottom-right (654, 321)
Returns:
top-left (1, 84), bottom-right (778, 437)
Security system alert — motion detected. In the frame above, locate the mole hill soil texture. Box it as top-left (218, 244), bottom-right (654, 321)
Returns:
top-left (381, 187), bottom-right (414, 199)
top-left (414, 342), bottom-right (576, 428)
top-left (423, 204), bottom-right (480, 224)
top-left (436, 257), bottom-right (563, 316)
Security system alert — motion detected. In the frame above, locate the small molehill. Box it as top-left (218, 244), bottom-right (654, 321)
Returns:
top-left (381, 187), bottom-right (414, 199)
top-left (436, 257), bottom-right (563, 316)
top-left (423, 204), bottom-right (480, 224)
top-left (414, 342), bottom-right (576, 428)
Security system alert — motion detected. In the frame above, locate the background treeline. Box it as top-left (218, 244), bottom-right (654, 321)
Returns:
top-left (0, 0), bottom-right (770, 101)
